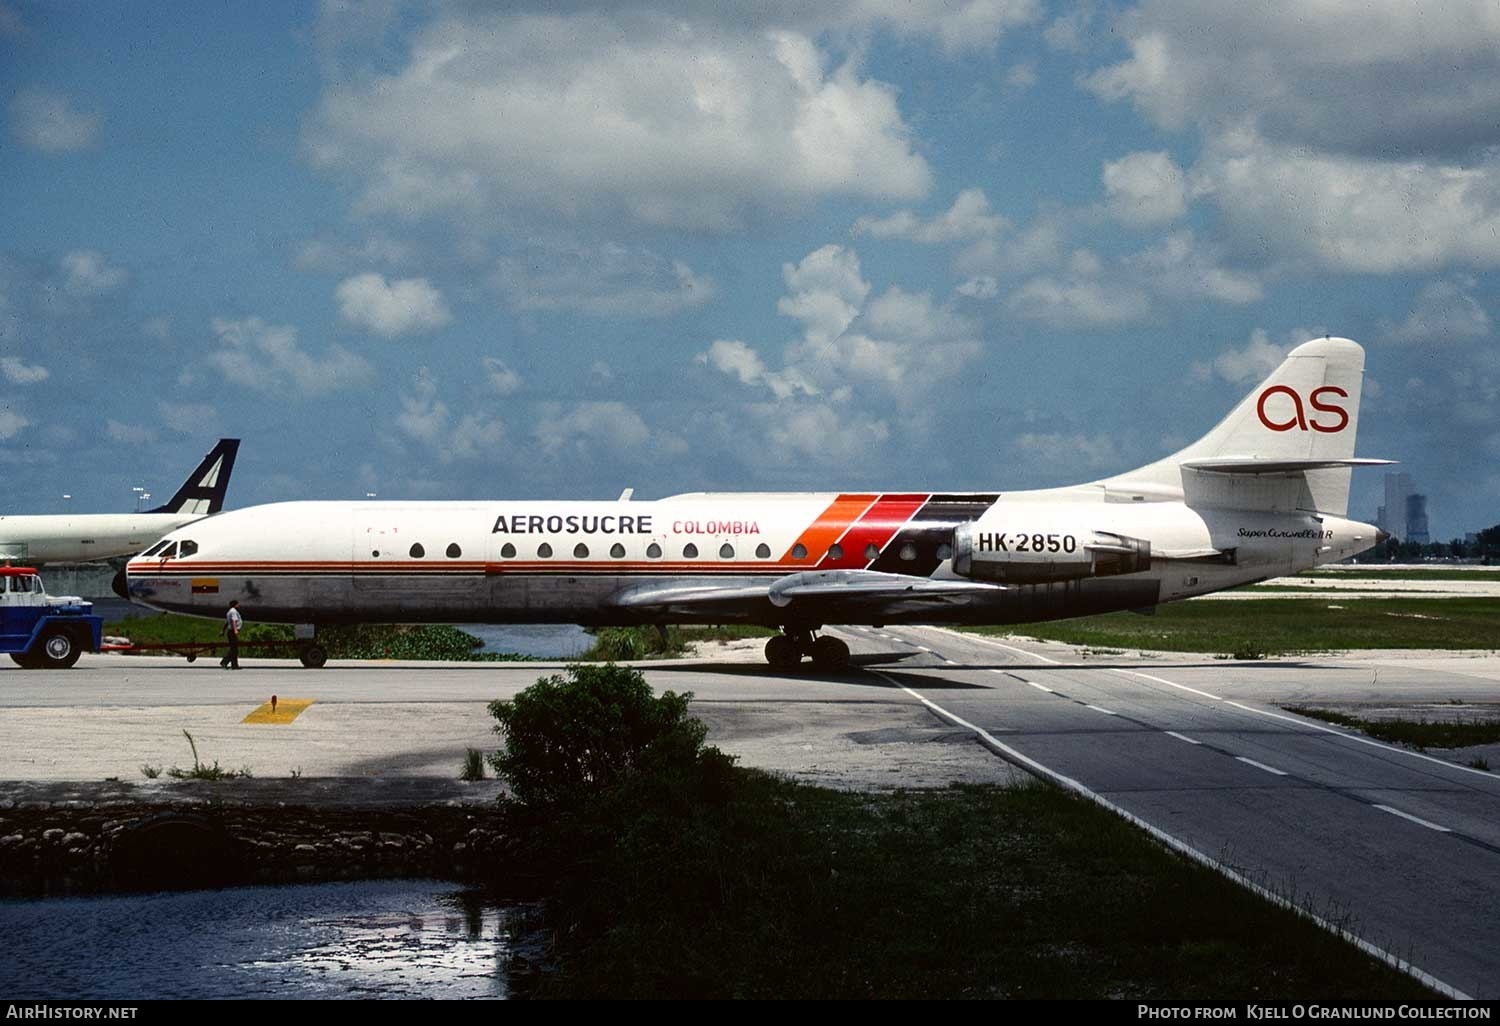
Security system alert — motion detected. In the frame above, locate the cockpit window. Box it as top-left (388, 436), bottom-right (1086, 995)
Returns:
top-left (179, 540), bottom-right (198, 557)
top-left (141, 540), bottom-right (170, 557)
top-left (157, 542), bottom-right (178, 559)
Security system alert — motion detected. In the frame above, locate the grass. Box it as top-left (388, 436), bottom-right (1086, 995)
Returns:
top-left (461, 747), bottom-right (486, 781)
top-left (963, 597), bottom-right (1500, 656)
top-left (164, 729), bottom-right (251, 781)
top-left (1285, 707), bottom-right (1500, 752)
top-left (104, 614), bottom-right (533, 661)
top-left (516, 774), bottom-right (1436, 999)
top-left (1304, 567), bottom-right (1500, 581)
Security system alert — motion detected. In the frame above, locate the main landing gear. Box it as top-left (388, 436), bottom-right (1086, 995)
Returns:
top-left (764, 628), bottom-right (850, 672)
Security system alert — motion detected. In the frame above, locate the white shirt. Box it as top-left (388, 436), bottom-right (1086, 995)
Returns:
top-left (225, 607), bottom-right (242, 635)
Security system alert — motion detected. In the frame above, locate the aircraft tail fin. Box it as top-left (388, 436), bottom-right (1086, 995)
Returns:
top-left (1101, 337), bottom-right (1386, 515)
top-left (147, 439), bottom-right (240, 516)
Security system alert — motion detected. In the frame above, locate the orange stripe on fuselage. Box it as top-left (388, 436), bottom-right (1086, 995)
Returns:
top-left (817, 492), bottom-right (930, 569)
top-left (780, 493), bottom-right (877, 563)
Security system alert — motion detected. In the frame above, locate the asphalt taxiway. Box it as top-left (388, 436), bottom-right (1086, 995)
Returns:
top-left (3, 630), bottom-right (1499, 996)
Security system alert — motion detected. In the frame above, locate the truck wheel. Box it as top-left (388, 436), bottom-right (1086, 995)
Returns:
top-left (39, 629), bottom-right (81, 669)
top-left (10, 653), bottom-right (42, 669)
top-left (299, 644), bottom-right (328, 669)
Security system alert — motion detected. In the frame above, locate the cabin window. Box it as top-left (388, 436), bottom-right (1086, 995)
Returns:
top-left (179, 540), bottom-right (199, 557)
top-left (864, 543), bottom-right (879, 560)
top-left (792, 544), bottom-right (807, 560)
top-left (610, 543), bottom-right (626, 558)
top-left (828, 544), bottom-right (844, 561)
top-left (371, 550), bottom-right (380, 558)
top-left (899, 542), bottom-right (917, 561)
top-left (409, 543), bottom-right (425, 559)
top-left (646, 542), bottom-right (663, 559)
top-left (683, 543), bottom-right (699, 559)
top-left (537, 543), bottom-right (553, 558)
top-left (719, 543), bottom-right (735, 559)
top-left (446, 543), bottom-right (462, 558)
top-left (755, 543), bottom-right (771, 559)
top-left (574, 543), bottom-right (589, 559)
top-left (936, 543), bottom-right (953, 561)
top-left (500, 543), bottom-right (516, 559)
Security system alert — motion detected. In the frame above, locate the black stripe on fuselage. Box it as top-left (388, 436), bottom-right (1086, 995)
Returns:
top-left (867, 493), bottom-right (1001, 576)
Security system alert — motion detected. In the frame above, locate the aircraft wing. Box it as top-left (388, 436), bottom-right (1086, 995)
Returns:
top-left (1180, 457), bottom-right (1396, 474)
top-left (615, 569), bottom-right (1005, 616)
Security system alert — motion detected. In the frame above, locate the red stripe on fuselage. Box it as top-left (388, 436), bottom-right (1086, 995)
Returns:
top-left (816, 493), bottom-right (930, 570)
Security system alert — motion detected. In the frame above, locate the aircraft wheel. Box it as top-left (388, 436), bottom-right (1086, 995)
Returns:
top-left (810, 635), bottom-right (850, 671)
top-left (39, 629), bottom-right (81, 669)
top-left (299, 643), bottom-right (328, 669)
top-left (764, 635), bottom-right (802, 671)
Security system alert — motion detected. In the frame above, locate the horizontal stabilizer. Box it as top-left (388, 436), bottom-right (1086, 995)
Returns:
top-left (1180, 457), bottom-right (1396, 475)
top-left (615, 569), bottom-right (1004, 613)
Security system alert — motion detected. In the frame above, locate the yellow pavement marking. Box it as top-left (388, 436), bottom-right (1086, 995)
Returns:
top-left (242, 699), bottom-right (315, 724)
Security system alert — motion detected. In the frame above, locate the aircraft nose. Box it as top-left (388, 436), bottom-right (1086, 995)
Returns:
top-left (112, 568), bottom-right (129, 600)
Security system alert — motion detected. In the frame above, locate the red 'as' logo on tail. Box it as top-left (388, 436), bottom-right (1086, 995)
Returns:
top-left (1256, 385), bottom-right (1349, 433)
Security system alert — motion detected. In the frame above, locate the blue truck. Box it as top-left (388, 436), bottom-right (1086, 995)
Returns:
top-left (1, 565), bottom-right (104, 669)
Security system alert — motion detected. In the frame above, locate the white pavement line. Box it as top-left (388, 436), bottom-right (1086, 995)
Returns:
top-left (1086, 704), bottom-right (1118, 716)
top-left (873, 671), bottom-right (1472, 1002)
top-left (1235, 756), bottom-right (1289, 777)
top-left (1164, 731), bottom-right (1203, 746)
top-left (926, 628), bottom-right (1063, 665)
top-left (1112, 668), bottom-right (1222, 702)
top-left (1372, 805), bottom-right (1453, 834)
top-left (1026, 682), bottom-right (1054, 694)
top-left (1224, 700), bottom-right (1500, 781)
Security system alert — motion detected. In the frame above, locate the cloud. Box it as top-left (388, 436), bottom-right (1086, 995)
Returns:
top-left (482, 357), bottom-right (522, 396)
top-left (0, 407), bottom-right (29, 440)
top-left (853, 188), bottom-right (1008, 243)
top-left (156, 401), bottom-right (219, 436)
top-left (294, 235), bottom-right (414, 274)
top-left (1382, 278), bottom-right (1492, 345)
top-left (395, 367), bottom-right (509, 463)
top-left (534, 401), bottom-right (666, 459)
top-left (1083, 2), bottom-right (1500, 159)
top-left (1013, 431), bottom-right (1121, 471)
top-left (1124, 231), bottom-right (1262, 305)
top-left (1189, 328), bottom-right (1300, 385)
top-left (851, 0), bottom-right (1041, 54)
top-left (0, 356), bottom-right (48, 384)
top-left (61, 251), bottom-right (127, 295)
top-left (495, 244), bottom-right (716, 318)
top-left (1005, 251), bottom-right (1150, 328)
top-left (105, 419), bottom-right (157, 445)
top-left (336, 273), bottom-right (451, 337)
top-left (207, 316), bottom-right (374, 396)
top-left (306, 12), bottom-right (931, 230)
top-left (9, 88), bottom-right (102, 153)
top-left (1101, 150), bottom-right (1186, 227)
top-left (1192, 131), bottom-right (1500, 274)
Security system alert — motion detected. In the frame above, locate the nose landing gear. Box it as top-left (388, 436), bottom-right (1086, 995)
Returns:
top-left (763, 627), bottom-right (850, 672)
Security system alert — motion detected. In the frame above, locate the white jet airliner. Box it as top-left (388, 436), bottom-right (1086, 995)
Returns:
top-left (1, 439), bottom-right (239, 564)
top-left (124, 339), bottom-right (1389, 669)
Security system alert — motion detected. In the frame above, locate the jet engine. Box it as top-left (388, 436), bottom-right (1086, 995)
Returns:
top-left (951, 521), bottom-right (1151, 584)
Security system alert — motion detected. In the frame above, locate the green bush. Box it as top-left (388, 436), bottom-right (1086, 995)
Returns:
top-left (580, 625), bottom-right (688, 661)
top-left (487, 662), bottom-right (732, 810)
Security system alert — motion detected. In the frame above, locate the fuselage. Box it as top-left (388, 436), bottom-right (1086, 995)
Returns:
top-left (123, 490), bottom-right (1378, 629)
top-left (1, 513), bottom-right (205, 564)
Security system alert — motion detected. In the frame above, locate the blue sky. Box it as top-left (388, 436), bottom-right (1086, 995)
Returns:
top-left (3, 1), bottom-right (1498, 539)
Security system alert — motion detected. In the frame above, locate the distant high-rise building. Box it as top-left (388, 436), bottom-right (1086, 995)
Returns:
top-left (1381, 472), bottom-right (1413, 540)
top-left (1405, 494), bottom-right (1429, 545)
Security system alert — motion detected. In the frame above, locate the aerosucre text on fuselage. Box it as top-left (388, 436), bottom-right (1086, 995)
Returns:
top-left (492, 513), bottom-right (654, 535)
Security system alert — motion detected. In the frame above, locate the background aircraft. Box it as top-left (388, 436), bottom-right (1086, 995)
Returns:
top-left (1, 439), bottom-right (239, 565)
top-left (124, 339), bottom-right (1388, 669)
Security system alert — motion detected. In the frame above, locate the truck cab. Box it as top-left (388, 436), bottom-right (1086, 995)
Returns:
top-left (1, 565), bottom-right (103, 669)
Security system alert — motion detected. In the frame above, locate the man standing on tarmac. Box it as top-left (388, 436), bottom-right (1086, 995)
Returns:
top-left (220, 599), bottom-right (242, 670)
